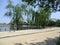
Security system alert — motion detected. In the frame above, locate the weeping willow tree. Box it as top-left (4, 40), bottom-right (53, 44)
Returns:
top-left (5, 0), bottom-right (27, 30)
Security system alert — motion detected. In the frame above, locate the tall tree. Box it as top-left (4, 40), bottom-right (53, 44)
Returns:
top-left (5, 0), bottom-right (26, 30)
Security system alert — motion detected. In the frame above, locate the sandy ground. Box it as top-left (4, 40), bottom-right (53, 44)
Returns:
top-left (0, 27), bottom-right (60, 45)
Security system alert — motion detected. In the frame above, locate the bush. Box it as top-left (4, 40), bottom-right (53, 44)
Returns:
top-left (48, 20), bottom-right (56, 26)
top-left (56, 20), bottom-right (60, 27)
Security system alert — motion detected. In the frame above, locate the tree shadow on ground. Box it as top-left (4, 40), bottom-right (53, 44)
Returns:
top-left (44, 37), bottom-right (58, 45)
top-left (15, 37), bottom-right (59, 45)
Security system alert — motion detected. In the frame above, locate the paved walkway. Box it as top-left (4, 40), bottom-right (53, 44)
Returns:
top-left (0, 27), bottom-right (60, 45)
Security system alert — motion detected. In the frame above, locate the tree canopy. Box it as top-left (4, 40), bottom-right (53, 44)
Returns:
top-left (22, 0), bottom-right (60, 12)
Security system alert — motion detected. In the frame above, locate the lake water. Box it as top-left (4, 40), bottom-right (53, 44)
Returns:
top-left (0, 25), bottom-right (10, 31)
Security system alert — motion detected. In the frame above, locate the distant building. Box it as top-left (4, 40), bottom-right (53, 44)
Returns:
top-left (0, 23), bottom-right (10, 31)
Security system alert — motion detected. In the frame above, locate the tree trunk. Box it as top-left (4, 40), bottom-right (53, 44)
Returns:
top-left (16, 19), bottom-right (19, 30)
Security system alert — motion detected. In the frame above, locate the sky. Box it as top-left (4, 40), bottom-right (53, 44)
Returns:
top-left (0, 0), bottom-right (60, 24)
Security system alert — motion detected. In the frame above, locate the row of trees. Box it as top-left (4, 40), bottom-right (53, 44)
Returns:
top-left (5, 0), bottom-right (60, 30)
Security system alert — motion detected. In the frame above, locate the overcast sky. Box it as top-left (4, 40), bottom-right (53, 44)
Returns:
top-left (0, 0), bottom-right (60, 24)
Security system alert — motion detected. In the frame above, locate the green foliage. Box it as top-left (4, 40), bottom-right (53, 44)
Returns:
top-left (56, 20), bottom-right (60, 27)
top-left (35, 7), bottom-right (50, 27)
top-left (25, 8), bottom-right (35, 25)
top-left (5, 0), bottom-right (13, 16)
top-left (22, 0), bottom-right (34, 5)
top-left (25, 6), bottom-right (51, 27)
top-left (6, 0), bottom-right (14, 9)
top-left (48, 20), bottom-right (56, 26)
top-left (47, 19), bottom-right (60, 27)
top-left (5, 0), bottom-right (55, 29)
top-left (22, 0), bottom-right (60, 11)
top-left (22, 0), bottom-right (51, 27)
top-left (5, 0), bottom-right (27, 30)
